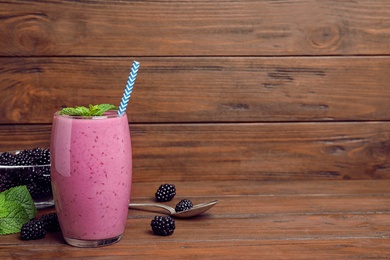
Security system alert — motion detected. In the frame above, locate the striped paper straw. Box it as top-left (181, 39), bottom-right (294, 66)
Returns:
top-left (118, 60), bottom-right (140, 116)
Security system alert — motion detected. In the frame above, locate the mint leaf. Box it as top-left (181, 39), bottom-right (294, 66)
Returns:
top-left (59, 104), bottom-right (117, 116)
top-left (95, 104), bottom-right (117, 116)
top-left (3, 186), bottom-right (37, 219)
top-left (89, 104), bottom-right (100, 115)
top-left (0, 193), bottom-right (7, 218)
top-left (59, 106), bottom-right (91, 116)
top-left (0, 200), bottom-right (29, 235)
top-left (0, 186), bottom-right (37, 235)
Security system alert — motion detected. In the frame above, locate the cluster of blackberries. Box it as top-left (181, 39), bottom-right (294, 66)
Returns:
top-left (151, 184), bottom-right (194, 236)
top-left (0, 148), bottom-right (50, 166)
top-left (0, 148), bottom-right (52, 200)
top-left (20, 213), bottom-right (61, 240)
top-left (155, 184), bottom-right (193, 212)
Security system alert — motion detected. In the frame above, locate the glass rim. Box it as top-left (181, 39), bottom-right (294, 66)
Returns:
top-left (0, 164), bottom-right (51, 169)
top-left (54, 110), bottom-right (125, 119)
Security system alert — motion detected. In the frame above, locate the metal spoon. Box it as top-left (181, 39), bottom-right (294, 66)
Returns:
top-left (129, 200), bottom-right (218, 218)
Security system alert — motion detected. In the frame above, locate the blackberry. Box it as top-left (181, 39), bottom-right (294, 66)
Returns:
top-left (11, 153), bottom-right (34, 166)
top-left (31, 148), bottom-right (51, 165)
top-left (26, 171), bottom-right (52, 200)
top-left (150, 216), bottom-right (175, 236)
top-left (40, 213), bottom-right (61, 232)
top-left (175, 199), bottom-right (193, 212)
top-left (155, 184), bottom-right (176, 202)
top-left (0, 152), bottom-right (14, 165)
top-left (18, 149), bottom-right (34, 160)
top-left (20, 220), bottom-right (46, 240)
top-left (0, 171), bottom-right (22, 192)
top-left (19, 148), bottom-right (51, 165)
top-left (0, 148), bottom-right (52, 197)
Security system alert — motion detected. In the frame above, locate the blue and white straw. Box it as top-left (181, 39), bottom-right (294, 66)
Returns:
top-left (118, 60), bottom-right (140, 116)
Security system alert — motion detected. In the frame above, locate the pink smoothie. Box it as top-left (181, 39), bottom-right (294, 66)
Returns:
top-left (50, 111), bottom-right (132, 241)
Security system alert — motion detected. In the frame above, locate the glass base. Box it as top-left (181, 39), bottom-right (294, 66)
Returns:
top-left (64, 234), bottom-right (122, 247)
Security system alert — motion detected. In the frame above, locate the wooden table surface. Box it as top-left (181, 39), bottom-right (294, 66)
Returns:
top-left (1, 180), bottom-right (389, 259)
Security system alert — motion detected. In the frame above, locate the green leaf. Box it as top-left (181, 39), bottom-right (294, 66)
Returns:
top-left (3, 186), bottom-right (37, 219)
top-left (0, 200), bottom-right (29, 235)
top-left (59, 104), bottom-right (118, 116)
top-left (0, 186), bottom-right (37, 235)
top-left (59, 106), bottom-right (91, 116)
top-left (95, 104), bottom-right (118, 116)
top-left (89, 104), bottom-right (100, 115)
top-left (0, 193), bottom-right (7, 218)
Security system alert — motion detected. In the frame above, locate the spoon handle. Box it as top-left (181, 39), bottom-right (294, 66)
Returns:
top-left (129, 203), bottom-right (175, 215)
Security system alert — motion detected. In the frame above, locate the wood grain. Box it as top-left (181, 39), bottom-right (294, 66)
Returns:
top-left (1, 1), bottom-right (390, 258)
top-left (1, 180), bottom-right (389, 259)
top-left (1, 1), bottom-right (390, 182)
top-left (1, 239), bottom-right (389, 260)
top-left (1, 1), bottom-right (390, 56)
top-left (129, 180), bottom-right (390, 197)
top-left (1, 57), bottom-right (390, 124)
top-left (1, 122), bottom-right (389, 181)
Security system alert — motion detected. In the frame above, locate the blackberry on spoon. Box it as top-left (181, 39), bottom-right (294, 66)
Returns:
top-left (175, 199), bottom-right (193, 212)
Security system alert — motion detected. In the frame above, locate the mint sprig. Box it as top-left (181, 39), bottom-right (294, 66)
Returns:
top-left (0, 186), bottom-right (37, 235)
top-left (59, 104), bottom-right (118, 116)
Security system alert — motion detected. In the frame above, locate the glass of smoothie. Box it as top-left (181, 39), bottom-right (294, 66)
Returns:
top-left (50, 110), bottom-right (132, 247)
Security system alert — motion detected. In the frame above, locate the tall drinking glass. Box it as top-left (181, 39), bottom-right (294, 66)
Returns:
top-left (50, 111), bottom-right (132, 247)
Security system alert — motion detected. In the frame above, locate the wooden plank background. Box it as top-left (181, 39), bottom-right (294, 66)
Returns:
top-left (0, 0), bottom-right (389, 181)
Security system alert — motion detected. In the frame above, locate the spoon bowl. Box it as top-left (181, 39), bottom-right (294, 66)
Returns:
top-left (129, 200), bottom-right (218, 218)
